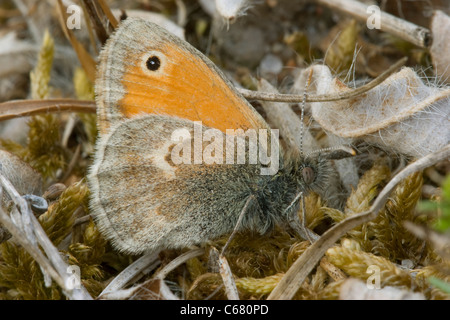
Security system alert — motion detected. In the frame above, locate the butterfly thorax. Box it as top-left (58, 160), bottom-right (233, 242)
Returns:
top-left (244, 150), bottom-right (331, 235)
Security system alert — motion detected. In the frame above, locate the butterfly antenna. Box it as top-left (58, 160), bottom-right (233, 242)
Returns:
top-left (300, 69), bottom-right (314, 157)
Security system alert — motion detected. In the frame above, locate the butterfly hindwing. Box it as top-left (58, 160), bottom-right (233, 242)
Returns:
top-left (88, 114), bottom-right (272, 254)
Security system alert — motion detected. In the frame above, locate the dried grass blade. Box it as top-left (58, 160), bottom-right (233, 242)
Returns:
top-left (56, 0), bottom-right (96, 83)
top-left (0, 99), bottom-right (96, 121)
top-left (153, 248), bottom-right (205, 280)
top-left (96, 0), bottom-right (119, 30)
top-left (100, 251), bottom-right (161, 296)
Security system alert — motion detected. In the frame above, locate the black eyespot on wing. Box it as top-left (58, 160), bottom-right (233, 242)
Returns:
top-left (146, 56), bottom-right (161, 71)
top-left (302, 167), bottom-right (315, 185)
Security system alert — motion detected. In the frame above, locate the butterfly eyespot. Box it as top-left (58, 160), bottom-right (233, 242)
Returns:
top-left (302, 167), bottom-right (315, 185)
top-left (146, 56), bottom-right (161, 71)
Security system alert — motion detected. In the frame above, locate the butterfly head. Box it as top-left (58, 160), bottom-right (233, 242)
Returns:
top-left (281, 149), bottom-right (332, 196)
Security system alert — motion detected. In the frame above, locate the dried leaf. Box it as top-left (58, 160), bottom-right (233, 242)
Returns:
top-left (309, 65), bottom-right (450, 158)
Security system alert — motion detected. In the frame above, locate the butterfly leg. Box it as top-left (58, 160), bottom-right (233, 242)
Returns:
top-left (220, 195), bottom-right (256, 255)
top-left (285, 192), bottom-right (319, 243)
top-left (213, 195), bottom-right (256, 300)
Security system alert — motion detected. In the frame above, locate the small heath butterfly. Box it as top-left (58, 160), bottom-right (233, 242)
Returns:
top-left (87, 18), bottom-right (330, 254)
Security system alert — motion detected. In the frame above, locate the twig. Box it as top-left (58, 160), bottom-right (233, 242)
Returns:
top-left (219, 254), bottom-right (239, 300)
top-left (316, 0), bottom-right (432, 48)
top-left (268, 144), bottom-right (450, 300)
top-left (239, 57), bottom-right (407, 102)
top-left (213, 247), bottom-right (240, 300)
top-left (0, 205), bottom-right (64, 289)
top-left (320, 257), bottom-right (347, 281)
top-left (0, 173), bottom-right (36, 246)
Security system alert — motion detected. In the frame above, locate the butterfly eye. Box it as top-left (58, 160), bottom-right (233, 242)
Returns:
top-left (302, 167), bottom-right (315, 185)
top-left (146, 56), bottom-right (161, 71)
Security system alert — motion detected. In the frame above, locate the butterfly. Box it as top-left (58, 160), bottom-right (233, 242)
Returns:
top-left (87, 18), bottom-right (330, 255)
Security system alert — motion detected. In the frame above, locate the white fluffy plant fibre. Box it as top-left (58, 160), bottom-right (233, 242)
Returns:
top-left (216, 0), bottom-right (252, 21)
top-left (304, 64), bottom-right (450, 159)
top-left (199, 0), bottom-right (253, 24)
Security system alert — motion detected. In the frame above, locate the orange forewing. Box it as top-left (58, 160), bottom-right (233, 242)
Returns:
top-left (107, 23), bottom-right (268, 134)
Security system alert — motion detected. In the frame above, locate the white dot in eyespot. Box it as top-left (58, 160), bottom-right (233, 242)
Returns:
top-left (140, 51), bottom-right (167, 75)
